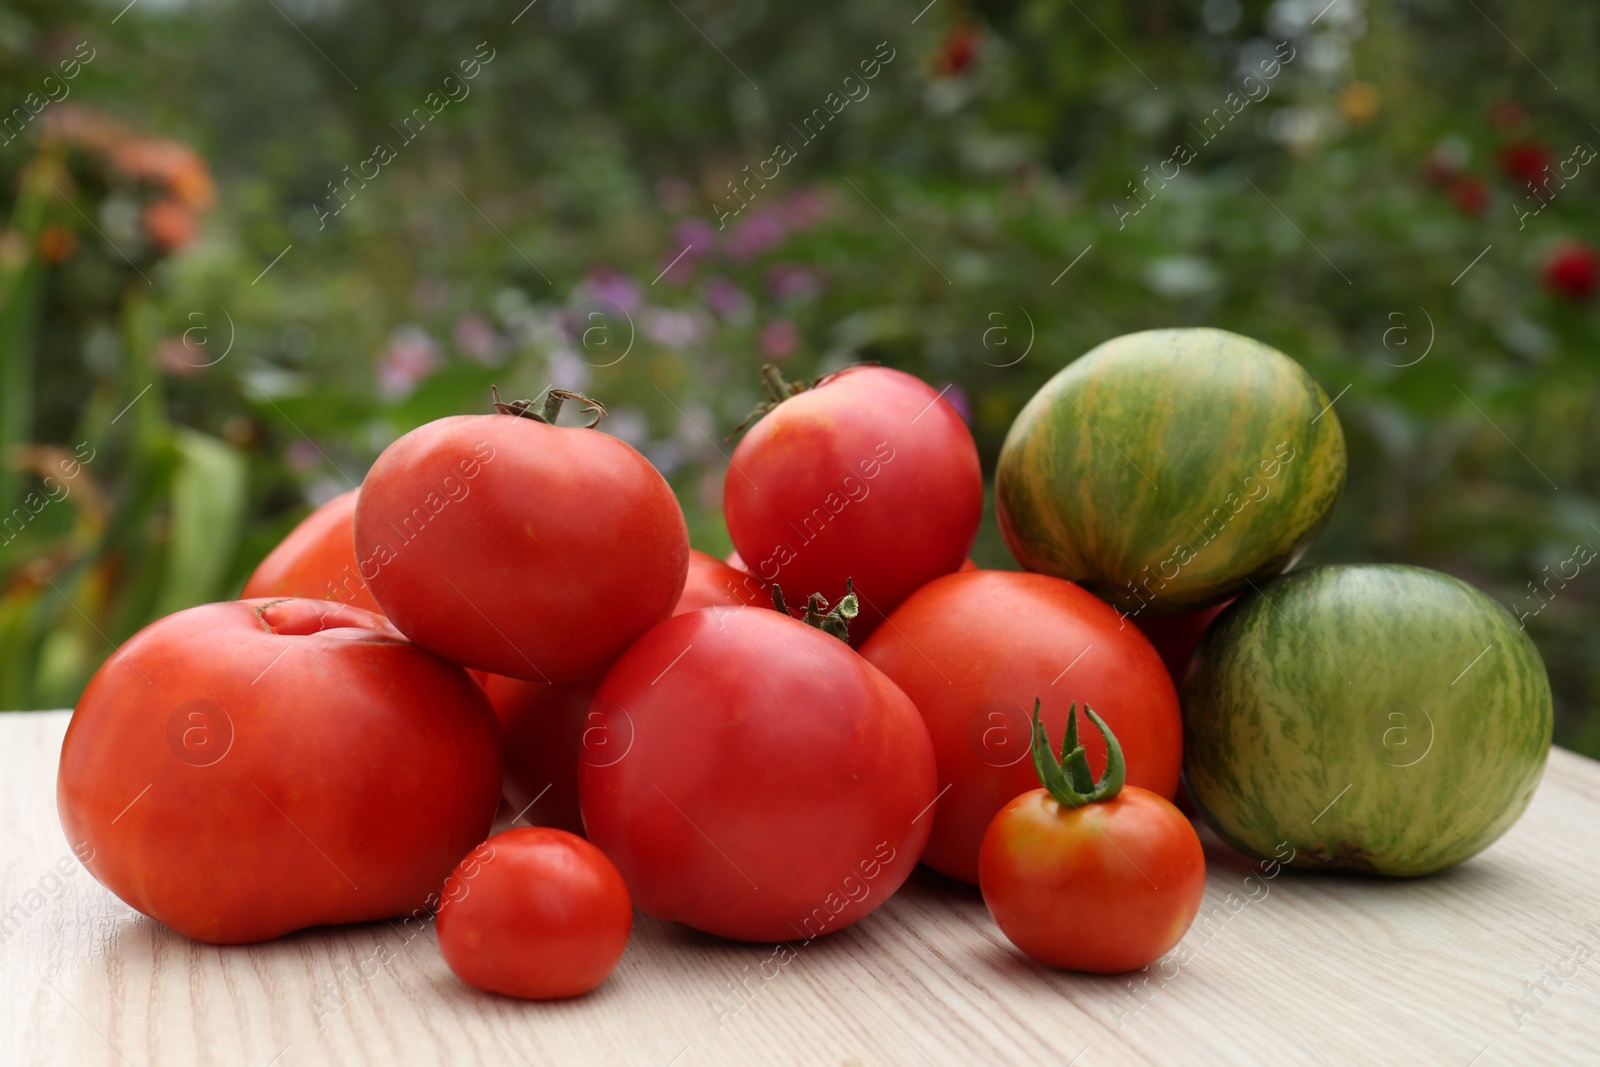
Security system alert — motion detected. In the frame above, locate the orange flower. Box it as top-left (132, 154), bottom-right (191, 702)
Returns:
top-left (143, 199), bottom-right (197, 253)
top-left (38, 224), bottom-right (78, 263)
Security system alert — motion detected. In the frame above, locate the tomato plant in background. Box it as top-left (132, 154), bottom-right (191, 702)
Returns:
top-left (355, 389), bottom-right (689, 682)
top-left (860, 569), bottom-right (1181, 884)
top-left (57, 598), bottom-right (502, 944)
top-left (240, 488), bottom-right (380, 613)
top-left (724, 365), bottom-right (982, 641)
top-left (579, 591), bottom-right (935, 942)
top-left (980, 701), bottom-right (1205, 973)
top-left (437, 826), bottom-right (632, 1000)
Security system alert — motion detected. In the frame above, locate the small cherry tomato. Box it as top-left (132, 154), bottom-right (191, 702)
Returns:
top-left (979, 702), bottom-right (1205, 973)
top-left (242, 489), bottom-right (381, 613)
top-left (437, 827), bottom-right (632, 999)
top-left (674, 549), bottom-right (768, 615)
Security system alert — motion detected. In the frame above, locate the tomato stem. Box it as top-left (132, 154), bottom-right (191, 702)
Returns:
top-left (1030, 699), bottom-right (1126, 807)
top-left (490, 385), bottom-right (607, 428)
top-left (770, 579), bottom-right (859, 642)
top-left (725, 364), bottom-right (808, 440)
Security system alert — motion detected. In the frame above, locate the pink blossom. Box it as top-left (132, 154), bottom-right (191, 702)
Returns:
top-left (759, 320), bottom-right (800, 359)
top-left (675, 217), bottom-right (717, 259)
top-left (453, 311), bottom-right (506, 364)
top-left (377, 325), bottom-right (440, 399)
top-left (643, 307), bottom-right (708, 349)
top-left (781, 189), bottom-right (831, 231)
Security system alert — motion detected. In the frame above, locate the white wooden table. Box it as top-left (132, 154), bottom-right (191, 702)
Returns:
top-left (4, 710), bottom-right (1599, 1066)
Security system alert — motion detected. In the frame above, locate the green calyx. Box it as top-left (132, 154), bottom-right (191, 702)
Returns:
top-left (491, 385), bottom-right (607, 428)
top-left (771, 579), bottom-right (859, 643)
top-left (1030, 698), bottom-right (1126, 807)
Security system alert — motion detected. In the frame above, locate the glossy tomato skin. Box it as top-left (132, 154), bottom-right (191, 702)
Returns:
top-left (242, 489), bottom-right (381, 613)
top-left (979, 786), bottom-right (1205, 973)
top-left (724, 367), bottom-right (981, 639)
top-left (859, 570), bottom-right (1181, 884)
top-left (57, 599), bottom-right (501, 944)
top-left (484, 673), bottom-right (597, 835)
top-left (674, 549), bottom-right (769, 615)
top-left (579, 607), bottom-right (936, 942)
top-left (436, 827), bottom-right (632, 999)
top-left (1132, 599), bottom-right (1233, 684)
top-left (356, 413), bottom-right (689, 682)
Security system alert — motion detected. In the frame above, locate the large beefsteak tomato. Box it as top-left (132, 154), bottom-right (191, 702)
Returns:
top-left (57, 598), bottom-right (501, 944)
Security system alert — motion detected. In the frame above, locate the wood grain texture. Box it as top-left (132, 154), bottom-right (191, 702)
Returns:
top-left (4, 709), bottom-right (1599, 1066)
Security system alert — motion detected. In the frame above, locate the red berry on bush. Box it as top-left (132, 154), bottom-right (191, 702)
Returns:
top-left (935, 24), bottom-right (980, 77)
top-left (1449, 176), bottom-right (1489, 216)
top-left (1544, 243), bottom-right (1599, 301)
top-left (1500, 140), bottom-right (1554, 188)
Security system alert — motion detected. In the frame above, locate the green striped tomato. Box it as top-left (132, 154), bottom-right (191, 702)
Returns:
top-left (1182, 564), bottom-right (1553, 876)
top-left (996, 328), bottom-right (1346, 617)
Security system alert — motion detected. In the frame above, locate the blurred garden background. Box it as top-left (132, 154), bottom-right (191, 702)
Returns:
top-left (1, 0), bottom-right (1597, 752)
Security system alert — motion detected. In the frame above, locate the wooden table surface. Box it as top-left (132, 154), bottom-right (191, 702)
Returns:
top-left (4, 710), bottom-right (1599, 1066)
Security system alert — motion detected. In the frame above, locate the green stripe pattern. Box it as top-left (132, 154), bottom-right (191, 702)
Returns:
top-left (1181, 564), bottom-right (1553, 877)
top-left (997, 328), bottom-right (1347, 616)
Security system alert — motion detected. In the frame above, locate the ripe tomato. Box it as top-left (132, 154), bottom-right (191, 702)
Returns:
top-left (355, 390), bottom-right (689, 682)
top-left (859, 569), bottom-right (1181, 884)
top-left (241, 489), bottom-right (381, 613)
top-left (57, 598), bottom-right (501, 944)
top-left (1132, 599), bottom-right (1233, 684)
top-left (578, 601), bottom-right (935, 942)
top-left (724, 366), bottom-right (981, 639)
top-left (483, 673), bottom-right (597, 836)
top-left (437, 827), bottom-right (632, 999)
top-left (980, 703), bottom-right (1205, 972)
top-left (674, 548), bottom-right (768, 615)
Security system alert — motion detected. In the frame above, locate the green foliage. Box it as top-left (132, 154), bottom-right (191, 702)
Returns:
top-left (1, 0), bottom-right (1596, 755)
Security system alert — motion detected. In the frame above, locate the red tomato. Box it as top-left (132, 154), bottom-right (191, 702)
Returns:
top-left (674, 548), bottom-right (769, 615)
top-left (1132, 599), bottom-right (1233, 684)
top-left (578, 605), bottom-right (935, 942)
top-left (437, 827), bottom-right (632, 999)
top-left (241, 489), bottom-right (381, 613)
top-left (958, 557), bottom-right (978, 572)
top-left (355, 391), bottom-right (689, 682)
top-left (724, 366), bottom-right (981, 639)
top-left (859, 570), bottom-right (1181, 884)
top-left (980, 704), bottom-right (1205, 972)
top-left (57, 598), bottom-right (501, 944)
top-left (483, 673), bottom-right (597, 835)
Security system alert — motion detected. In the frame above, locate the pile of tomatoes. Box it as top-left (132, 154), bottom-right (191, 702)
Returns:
top-left (57, 365), bottom-right (1205, 996)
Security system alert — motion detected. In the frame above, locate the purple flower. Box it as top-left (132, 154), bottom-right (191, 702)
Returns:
top-left (759, 320), bottom-right (800, 359)
top-left (579, 267), bottom-right (644, 314)
top-left (725, 209), bottom-right (786, 261)
top-left (704, 275), bottom-right (753, 321)
top-left (767, 263), bottom-right (824, 301)
top-left (938, 383), bottom-right (972, 425)
top-left (675, 217), bottom-right (717, 259)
